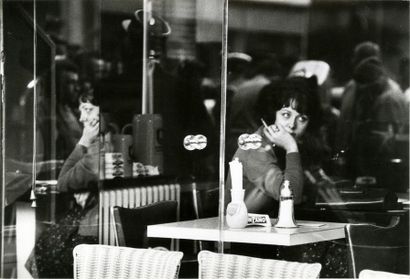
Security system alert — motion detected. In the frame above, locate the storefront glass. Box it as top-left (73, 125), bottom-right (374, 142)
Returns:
top-left (0, 0), bottom-right (409, 278)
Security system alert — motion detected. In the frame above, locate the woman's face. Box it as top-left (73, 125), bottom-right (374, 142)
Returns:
top-left (79, 101), bottom-right (100, 127)
top-left (274, 100), bottom-right (309, 139)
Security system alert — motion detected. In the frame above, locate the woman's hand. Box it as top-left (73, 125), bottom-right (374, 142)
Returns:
top-left (79, 119), bottom-right (100, 147)
top-left (263, 123), bottom-right (298, 153)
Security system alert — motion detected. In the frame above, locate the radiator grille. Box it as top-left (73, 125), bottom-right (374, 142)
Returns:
top-left (99, 183), bottom-right (181, 245)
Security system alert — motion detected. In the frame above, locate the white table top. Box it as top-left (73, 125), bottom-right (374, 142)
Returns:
top-left (148, 217), bottom-right (347, 246)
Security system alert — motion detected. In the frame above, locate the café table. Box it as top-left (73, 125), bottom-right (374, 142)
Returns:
top-left (147, 217), bottom-right (347, 246)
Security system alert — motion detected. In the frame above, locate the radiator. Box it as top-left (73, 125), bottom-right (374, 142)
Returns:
top-left (98, 183), bottom-right (181, 246)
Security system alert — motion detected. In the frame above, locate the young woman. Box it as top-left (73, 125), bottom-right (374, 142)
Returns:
top-left (227, 75), bottom-right (325, 214)
top-left (227, 75), bottom-right (347, 278)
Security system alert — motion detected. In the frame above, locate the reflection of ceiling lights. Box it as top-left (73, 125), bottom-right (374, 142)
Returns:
top-left (55, 54), bottom-right (67, 61)
top-left (27, 78), bottom-right (38, 89)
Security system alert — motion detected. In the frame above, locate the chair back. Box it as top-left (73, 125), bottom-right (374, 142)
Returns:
top-left (345, 215), bottom-right (409, 278)
top-left (195, 187), bottom-right (219, 218)
top-left (359, 269), bottom-right (410, 279)
top-left (112, 200), bottom-right (178, 249)
top-left (183, 181), bottom-right (219, 220)
top-left (73, 244), bottom-right (183, 279)
top-left (197, 250), bottom-right (322, 279)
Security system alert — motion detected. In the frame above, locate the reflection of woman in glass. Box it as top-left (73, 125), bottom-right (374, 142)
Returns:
top-left (228, 76), bottom-right (326, 214)
top-left (26, 87), bottom-right (113, 278)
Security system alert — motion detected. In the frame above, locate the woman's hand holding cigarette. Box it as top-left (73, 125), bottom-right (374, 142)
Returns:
top-left (261, 118), bottom-right (298, 153)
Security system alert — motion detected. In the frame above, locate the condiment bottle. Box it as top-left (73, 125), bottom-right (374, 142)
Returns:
top-left (226, 189), bottom-right (248, 229)
top-left (226, 158), bottom-right (248, 229)
top-left (274, 180), bottom-right (298, 228)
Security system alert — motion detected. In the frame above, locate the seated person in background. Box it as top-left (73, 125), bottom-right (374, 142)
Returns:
top-left (26, 87), bottom-right (112, 278)
top-left (55, 58), bottom-right (83, 160)
top-left (336, 41), bottom-right (409, 187)
top-left (226, 76), bottom-right (346, 278)
top-left (213, 52), bottom-right (253, 165)
top-left (226, 52), bottom-right (253, 93)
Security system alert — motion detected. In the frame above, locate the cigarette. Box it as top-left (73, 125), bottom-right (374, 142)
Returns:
top-left (261, 118), bottom-right (276, 147)
top-left (261, 118), bottom-right (269, 129)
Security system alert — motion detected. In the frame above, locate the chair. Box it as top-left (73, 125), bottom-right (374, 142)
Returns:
top-left (345, 215), bottom-right (409, 279)
top-left (180, 180), bottom-right (219, 220)
top-left (112, 200), bottom-right (178, 249)
top-left (194, 187), bottom-right (219, 219)
top-left (191, 185), bottom-right (219, 251)
top-left (73, 244), bottom-right (183, 279)
top-left (197, 250), bottom-right (322, 279)
top-left (359, 269), bottom-right (410, 279)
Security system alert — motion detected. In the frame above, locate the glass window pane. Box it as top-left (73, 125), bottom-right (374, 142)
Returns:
top-left (1, 0), bottom-right (408, 278)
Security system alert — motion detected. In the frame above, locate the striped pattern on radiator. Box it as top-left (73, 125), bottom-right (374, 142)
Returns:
top-left (98, 184), bottom-right (181, 245)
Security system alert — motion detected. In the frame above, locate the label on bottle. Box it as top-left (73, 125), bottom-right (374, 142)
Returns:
top-left (227, 203), bottom-right (240, 216)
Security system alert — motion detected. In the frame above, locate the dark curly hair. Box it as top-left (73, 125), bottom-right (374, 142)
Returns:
top-left (256, 76), bottom-right (322, 133)
top-left (255, 76), bottom-right (327, 167)
top-left (79, 81), bottom-right (100, 107)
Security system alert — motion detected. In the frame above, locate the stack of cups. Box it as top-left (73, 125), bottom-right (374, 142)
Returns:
top-left (112, 134), bottom-right (133, 178)
top-left (104, 153), bottom-right (124, 179)
top-left (132, 162), bottom-right (147, 177)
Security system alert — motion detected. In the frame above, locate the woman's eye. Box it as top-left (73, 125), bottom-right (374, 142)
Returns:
top-left (298, 115), bottom-right (309, 123)
top-left (282, 112), bottom-right (290, 118)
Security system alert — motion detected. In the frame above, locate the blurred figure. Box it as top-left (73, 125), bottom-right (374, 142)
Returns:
top-left (212, 51), bottom-right (252, 120)
top-left (211, 52), bottom-right (252, 160)
top-left (55, 58), bottom-right (83, 159)
top-left (336, 41), bottom-right (409, 186)
top-left (227, 52), bottom-right (252, 92)
top-left (398, 56), bottom-right (410, 103)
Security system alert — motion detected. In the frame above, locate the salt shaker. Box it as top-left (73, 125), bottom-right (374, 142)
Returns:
top-left (274, 180), bottom-right (298, 228)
